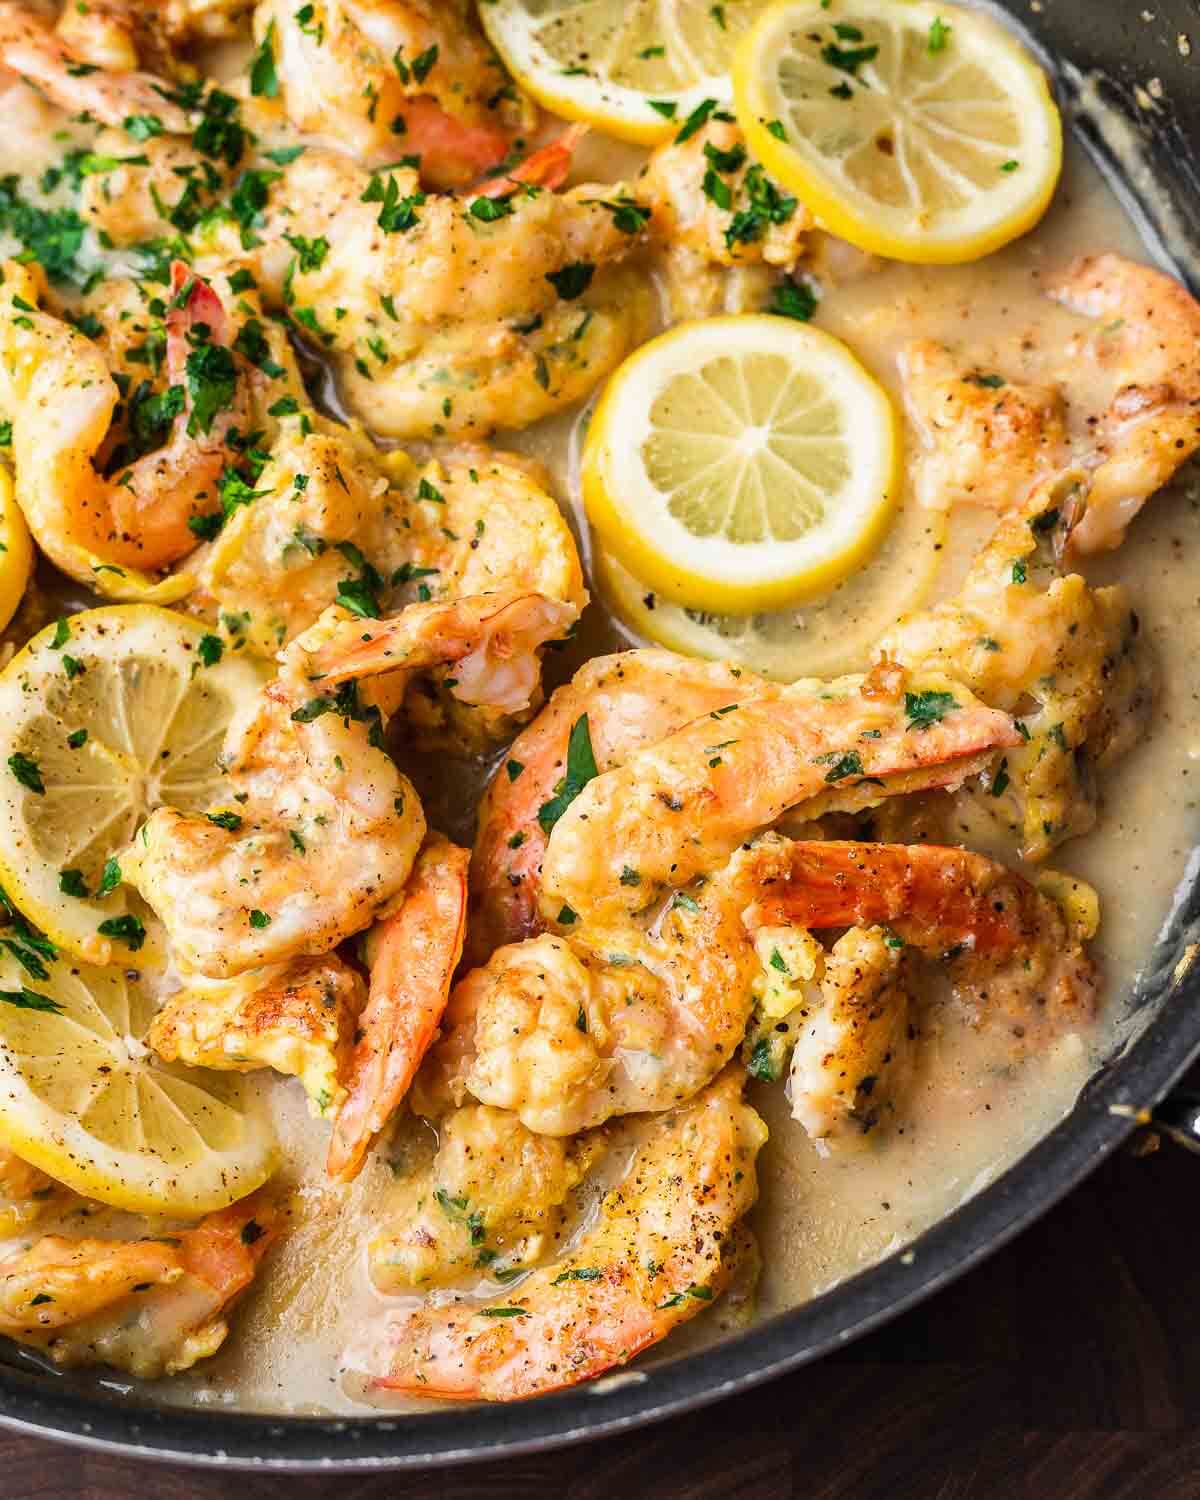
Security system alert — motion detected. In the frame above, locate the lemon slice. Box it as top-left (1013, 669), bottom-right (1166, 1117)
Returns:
top-left (581, 314), bottom-right (897, 615)
top-left (733, 0), bottom-right (1062, 263)
top-left (0, 467), bottom-right (33, 635)
top-left (595, 485), bottom-right (945, 678)
top-left (0, 606), bottom-right (264, 967)
top-left (479, 0), bottom-right (761, 143)
top-left (0, 953), bottom-right (276, 1213)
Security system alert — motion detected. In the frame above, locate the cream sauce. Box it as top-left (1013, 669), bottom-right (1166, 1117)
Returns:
top-left (1, 29), bottom-right (1197, 1418)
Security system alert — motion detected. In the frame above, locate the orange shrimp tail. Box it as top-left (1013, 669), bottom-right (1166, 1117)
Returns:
top-left (179, 1190), bottom-right (281, 1300)
top-left (477, 123), bottom-right (589, 198)
top-left (404, 95), bottom-right (512, 190)
top-left (327, 836), bottom-right (469, 1182)
top-left (744, 841), bottom-right (1049, 960)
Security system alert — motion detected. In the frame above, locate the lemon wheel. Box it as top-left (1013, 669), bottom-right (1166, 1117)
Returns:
top-left (0, 606), bottom-right (264, 967)
top-left (0, 953), bottom-right (276, 1213)
top-left (479, 0), bottom-right (762, 143)
top-left (581, 314), bottom-right (898, 615)
top-left (733, 0), bottom-right (1062, 263)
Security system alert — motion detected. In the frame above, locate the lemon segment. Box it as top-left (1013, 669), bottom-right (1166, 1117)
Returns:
top-left (595, 486), bottom-right (945, 679)
top-left (0, 466), bottom-right (33, 634)
top-left (733, 0), bottom-right (1062, 264)
top-left (581, 314), bottom-right (898, 616)
top-left (0, 606), bottom-right (264, 967)
top-left (0, 954), bottom-right (276, 1213)
top-left (479, 0), bottom-right (761, 144)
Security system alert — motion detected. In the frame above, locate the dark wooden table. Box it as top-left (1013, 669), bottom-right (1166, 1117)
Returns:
top-left (3, 1111), bottom-right (1200, 1500)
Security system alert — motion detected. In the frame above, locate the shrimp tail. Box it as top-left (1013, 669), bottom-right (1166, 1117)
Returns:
top-left (477, 123), bottom-right (589, 198)
top-left (327, 835), bottom-right (469, 1182)
top-left (289, 592), bottom-right (579, 714)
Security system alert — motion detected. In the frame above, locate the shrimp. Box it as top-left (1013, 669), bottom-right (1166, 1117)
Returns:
top-left (327, 834), bottom-right (468, 1182)
top-left (740, 838), bottom-right (1099, 1030)
top-left (190, 426), bottom-right (585, 675)
top-left (0, 2), bottom-right (193, 130)
top-left (775, 925), bottom-right (918, 1147)
top-left (902, 339), bottom-right (1068, 511)
top-left (367, 1105), bottom-right (604, 1290)
top-left (538, 661), bottom-right (1020, 933)
top-left (424, 700), bottom-right (1018, 1141)
top-left (367, 1068), bottom-right (764, 1401)
top-left (148, 954), bottom-right (367, 1117)
top-left (120, 591), bottom-right (573, 977)
top-left (255, 0), bottom-right (523, 189)
top-left (0, 258), bottom-right (247, 584)
top-left (209, 142), bottom-right (651, 440)
top-left (636, 118), bottom-right (811, 320)
top-left (470, 650), bottom-right (773, 961)
top-left (1046, 253), bottom-right (1200, 552)
top-left (878, 470), bottom-right (1154, 859)
top-left (0, 1192), bottom-right (279, 1376)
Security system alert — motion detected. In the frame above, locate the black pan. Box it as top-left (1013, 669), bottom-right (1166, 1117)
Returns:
top-left (2, 0), bottom-right (1199, 1469)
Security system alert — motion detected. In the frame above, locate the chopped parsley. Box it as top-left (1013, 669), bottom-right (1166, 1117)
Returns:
top-left (545, 262), bottom-right (594, 300)
top-left (904, 689), bottom-right (957, 732)
top-left (249, 22), bottom-right (279, 98)
top-left (536, 714), bottom-right (598, 834)
top-left (767, 279), bottom-right (818, 321)
top-left (8, 753), bottom-right (44, 794)
top-left (0, 988), bottom-right (62, 1014)
top-left (185, 343), bottom-right (237, 436)
top-left (675, 97), bottom-right (718, 143)
top-left (97, 914), bottom-right (146, 951)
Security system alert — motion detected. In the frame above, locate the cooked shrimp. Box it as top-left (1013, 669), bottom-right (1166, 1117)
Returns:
top-left (292, 590), bottom-right (577, 722)
top-left (902, 339), bottom-right (1068, 510)
top-left (740, 838), bottom-right (1099, 1034)
top-left (327, 834), bottom-right (468, 1182)
top-left (148, 954), bottom-right (367, 1116)
top-left (255, 0), bottom-right (522, 189)
top-left (636, 118), bottom-right (811, 320)
top-left (878, 470), bottom-right (1153, 859)
top-left (783, 925), bottom-right (917, 1147)
top-left (1046, 253), bottom-right (1200, 551)
top-left (367, 1068), bottom-right (764, 1401)
top-left (0, 258), bottom-right (246, 582)
top-left (426, 740), bottom-right (1028, 1140)
top-left (538, 661), bottom-right (1020, 932)
top-left (0, 1), bottom-right (193, 129)
top-left (191, 427), bottom-right (585, 668)
top-left (0, 1192), bottom-right (279, 1376)
top-left (367, 1105), bottom-right (604, 1289)
top-left (470, 650), bottom-right (769, 959)
top-left (120, 592), bottom-right (571, 976)
top-left (210, 143), bottom-right (650, 440)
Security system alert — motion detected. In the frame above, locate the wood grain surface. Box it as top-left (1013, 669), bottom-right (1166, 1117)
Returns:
top-left (2, 1103), bottom-right (1199, 1500)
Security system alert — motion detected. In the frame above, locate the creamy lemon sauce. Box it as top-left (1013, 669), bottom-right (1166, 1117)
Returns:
top-left (0, 36), bottom-right (1195, 1415)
